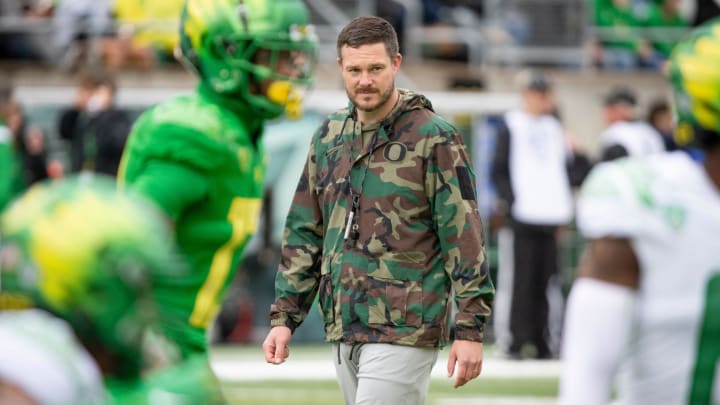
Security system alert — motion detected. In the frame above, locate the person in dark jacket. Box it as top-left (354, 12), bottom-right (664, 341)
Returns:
top-left (6, 97), bottom-right (49, 185)
top-left (58, 71), bottom-right (131, 176)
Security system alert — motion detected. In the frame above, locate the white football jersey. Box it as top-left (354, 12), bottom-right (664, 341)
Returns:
top-left (0, 309), bottom-right (104, 405)
top-left (577, 151), bottom-right (720, 405)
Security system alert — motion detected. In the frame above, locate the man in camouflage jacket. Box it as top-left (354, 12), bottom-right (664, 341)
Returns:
top-left (263, 16), bottom-right (494, 404)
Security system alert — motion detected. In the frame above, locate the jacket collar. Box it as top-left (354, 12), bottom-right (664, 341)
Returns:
top-left (347, 88), bottom-right (433, 157)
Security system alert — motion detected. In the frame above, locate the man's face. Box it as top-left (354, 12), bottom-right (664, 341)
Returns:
top-left (338, 43), bottom-right (401, 113)
top-left (603, 103), bottom-right (634, 124)
top-left (524, 88), bottom-right (555, 115)
top-left (75, 85), bottom-right (95, 109)
top-left (6, 101), bottom-right (23, 136)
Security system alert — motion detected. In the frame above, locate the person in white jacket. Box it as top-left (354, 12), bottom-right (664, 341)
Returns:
top-left (599, 86), bottom-right (665, 161)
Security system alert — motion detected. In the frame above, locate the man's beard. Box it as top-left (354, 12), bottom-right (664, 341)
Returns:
top-left (348, 83), bottom-right (395, 113)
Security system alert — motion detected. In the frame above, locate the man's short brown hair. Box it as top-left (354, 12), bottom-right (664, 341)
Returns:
top-left (336, 16), bottom-right (399, 60)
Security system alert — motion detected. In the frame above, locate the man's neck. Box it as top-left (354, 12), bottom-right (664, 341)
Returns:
top-left (357, 89), bottom-right (399, 125)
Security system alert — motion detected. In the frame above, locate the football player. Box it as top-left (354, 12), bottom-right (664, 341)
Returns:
top-left (558, 18), bottom-right (720, 405)
top-left (118, 0), bottom-right (317, 359)
top-left (0, 176), bottom-right (183, 404)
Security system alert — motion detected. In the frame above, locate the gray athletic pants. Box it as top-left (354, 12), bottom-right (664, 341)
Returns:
top-left (333, 343), bottom-right (439, 405)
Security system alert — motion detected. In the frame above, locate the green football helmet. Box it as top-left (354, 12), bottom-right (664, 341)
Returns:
top-left (668, 18), bottom-right (720, 147)
top-left (178, 0), bottom-right (317, 120)
top-left (0, 175), bottom-right (183, 378)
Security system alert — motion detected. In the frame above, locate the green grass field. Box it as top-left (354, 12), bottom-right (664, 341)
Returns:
top-left (222, 378), bottom-right (558, 405)
top-left (214, 344), bottom-right (559, 405)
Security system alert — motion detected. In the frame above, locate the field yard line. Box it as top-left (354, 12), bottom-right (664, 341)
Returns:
top-left (211, 356), bottom-right (561, 381)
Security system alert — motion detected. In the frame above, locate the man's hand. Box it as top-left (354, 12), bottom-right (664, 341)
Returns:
top-left (447, 340), bottom-right (484, 388)
top-left (262, 326), bottom-right (292, 364)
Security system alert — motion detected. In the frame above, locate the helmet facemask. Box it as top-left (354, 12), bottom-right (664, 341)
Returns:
top-left (219, 30), bottom-right (317, 120)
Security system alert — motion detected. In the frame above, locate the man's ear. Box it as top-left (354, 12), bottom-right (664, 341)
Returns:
top-left (392, 53), bottom-right (403, 73)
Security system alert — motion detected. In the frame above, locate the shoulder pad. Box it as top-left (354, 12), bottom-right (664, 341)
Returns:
top-left (128, 96), bottom-right (240, 171)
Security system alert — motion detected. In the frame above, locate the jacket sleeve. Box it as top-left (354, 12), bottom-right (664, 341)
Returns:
top-left (23, 151), bottom-right (48, 185)
top-left (427, 128), bottom-right (494, 342)
top-left (97, 109), bottom-right (132, 154)
top-left (57, 109), bottom-right (79, 141)
top-left (269, 136), bottom-right (324, 332)
top-left (566, 151), bottom-right (594, 188)
top-left (600, 144), bottom-right (629, 162)
top-left (490, 121), bottom-right (514, 215)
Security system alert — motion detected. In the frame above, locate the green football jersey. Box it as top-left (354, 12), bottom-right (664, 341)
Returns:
top-left (144, 354), bottom-right (227, 404)
top-left (0, 125), bottom-right (24, 212)
top-left (119, 84), bottom-right (266, 356)
top-left (105, 379), bottom-right (149, 405)
top-left (106, 354), bottom-right (225, 405)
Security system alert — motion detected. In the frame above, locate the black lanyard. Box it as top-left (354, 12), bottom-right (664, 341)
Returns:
top-left (343, 116), bottom-right (383, 245)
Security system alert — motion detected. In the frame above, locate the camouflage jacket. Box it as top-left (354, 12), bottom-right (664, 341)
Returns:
top-left (269, 89), bottom-right (494, 347)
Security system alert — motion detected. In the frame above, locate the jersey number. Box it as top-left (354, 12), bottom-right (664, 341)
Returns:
top-left (689, 272), bottom-right (720, 404)
top-left (189, 197), bottom-right (262, 328)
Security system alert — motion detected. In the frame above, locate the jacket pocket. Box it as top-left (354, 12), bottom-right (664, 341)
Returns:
top-left (367, 277), bottom-right (422, 328)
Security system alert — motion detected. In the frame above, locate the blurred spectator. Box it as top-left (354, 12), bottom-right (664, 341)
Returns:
top-left (442, 0), bottom-right (484, 18)
top-left (57, 72), bottom-right (99, 157)
top-left (6, 96), bottom-right (49, 185)
top-left (59, 71), bottom-right (132, 176)
top-left (0, 1), bottom-right (29, 59)
top-left (692, 0), bottom-right (720, 26)
top-left (0, 82), bottom-right (52, 212)
top-left (418, 0), bottom-right (486, 62)
top-left (591, 0), bottom-right (654, 69)
top-left (0, 0), bottom-right (113, 68)
top-left (490, 70), bottom-right (577, 360)
top-left (642, 0), bottom-right (689, 67)
top-left (377, 1), bottom-right (407, 53)
top-left (646, 97), bottom-right (677, 151)
top-left (422, 0), bottom-right (443, 24)
top-left (495, 4), bottom-right (532, 45)
top-left (100, 0), bottom-right (183, 70)
top-left (0, 0), bottom-right (53, 61)
top-left (17, 0), bottom-right (53, 18)
top-left (599, 86), bottom-right (665, 161)
top-left (51, 0), bottom-right (113, 70)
